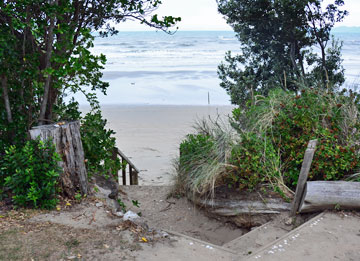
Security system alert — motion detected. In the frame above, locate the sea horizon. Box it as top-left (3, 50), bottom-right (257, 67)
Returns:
top-left (71, 29), bottom-right (360, 106)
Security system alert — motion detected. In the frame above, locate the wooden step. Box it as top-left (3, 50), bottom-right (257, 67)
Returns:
top-left (244, 212), bottom-right (325, 260)
top-left (223, 214), bottom-right (292, 256)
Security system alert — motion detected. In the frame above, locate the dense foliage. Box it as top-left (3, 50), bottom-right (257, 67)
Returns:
top-left (230, 88), bottom-right (360, 190)
top-left (0, 0), bottom-right (180, 146)
top-left (81, 106), bottom-right (121, 179)
top-left (0, 139), bottom-right (61, 209)
top-left (217, 0), bottom-right (347, 106)
top-left (179, 88), bottom-right (360, 197)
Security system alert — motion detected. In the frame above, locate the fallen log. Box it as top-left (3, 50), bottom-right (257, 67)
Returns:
top-left (190, 196), bottom-right (291, 216)
top-left (187, 192), bottom-right (291, 227)
top-left (299, 181), bottom-right (360, 213)
top-left (29, 121), bottom-right (88, 198)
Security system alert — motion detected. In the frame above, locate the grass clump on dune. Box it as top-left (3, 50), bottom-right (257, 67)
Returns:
top-left (174, 118), bottom-right (236, 198)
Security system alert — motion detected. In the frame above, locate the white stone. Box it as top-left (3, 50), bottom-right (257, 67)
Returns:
top-left (123, 210), bottom-right (140, 221)
top-left (95, 202), bottom-right (103, 208)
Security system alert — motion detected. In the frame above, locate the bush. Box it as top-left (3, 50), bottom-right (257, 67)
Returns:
top-left (228, 133), bottom-right (283, 191)
top-left (230, 88), bottom-right (360, 191)
top-left (180, 133), bottom-right (215, 172)
top-left (80, 109), bottom-right (121, 179)
top-left (177, 88), bottom-right (360, 197)
top-left (1, 139), bottom-right (61, 209)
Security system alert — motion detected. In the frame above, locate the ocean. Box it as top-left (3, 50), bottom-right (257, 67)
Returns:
top-left (75, 30), bottom-right (360, 105)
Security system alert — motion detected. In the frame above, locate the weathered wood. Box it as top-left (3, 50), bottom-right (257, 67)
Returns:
top-left (299, 181), bottom-right (360, 213)
top-left (290, 139), bottom-right (317, 215)
top-left (110, 147), bottom-right (119, 179)
top-left (129, 164), bottom-right (133, 185)
top-left (189, 195), bottom-right (291, 216)
top-left (117, 148), bottom-right (140, 185)
top-left (117, 148), bottom-right (140, 173)
top-left (29, 121), bottom-right (88, 198)
top-left (133, 171), bottom-right (139, 185)
top-left (122, 159), bottom-right (127, 185)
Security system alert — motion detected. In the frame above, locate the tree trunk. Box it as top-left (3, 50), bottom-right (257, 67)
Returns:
top-left (1, 74), bottom-right (13, 124)
top-left (39, 1), bottom-right (57, 125)
top-left (299, 181), bottom-right (360, 213)
top-left (29, 121), bottom-right (88, 198)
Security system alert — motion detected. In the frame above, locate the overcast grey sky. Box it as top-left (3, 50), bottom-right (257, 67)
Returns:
top-left (117, 0), bottom-right (360, 31)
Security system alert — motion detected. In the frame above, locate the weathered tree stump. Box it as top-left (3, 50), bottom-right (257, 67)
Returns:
top-left (29, 121), bottom-right (88, 198)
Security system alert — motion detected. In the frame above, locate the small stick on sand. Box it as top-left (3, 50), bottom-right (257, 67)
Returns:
top-left (88, 210), bottom-right (97, 225)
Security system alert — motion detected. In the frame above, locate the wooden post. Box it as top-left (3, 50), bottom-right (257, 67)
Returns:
top-left (134, 171), bottom-right (139, 185)
top-left (110, 147), bottom-right (119, 180)
top-left (29, 121), bottom-right (88, 198)
top-left (116, 148), bottom-right (140, 186)
top-left (290, 139), bottom-right (318, 216)
top-left (122, 159), bottom-right (127, 185)
top-left (129, 165), bottom-right (133, 185)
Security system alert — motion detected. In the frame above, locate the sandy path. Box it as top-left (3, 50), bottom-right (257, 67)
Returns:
top-left (87, 105), bottom-right (234, 185)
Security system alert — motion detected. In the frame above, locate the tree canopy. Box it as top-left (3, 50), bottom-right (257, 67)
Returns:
top-left (217, 0), bottom-right (348, 106)
top-left (0, 0), bottom-right (180, 147)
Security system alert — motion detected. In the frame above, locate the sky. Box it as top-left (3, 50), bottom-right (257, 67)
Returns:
top-left (117, 0), bottom-right (360, 31)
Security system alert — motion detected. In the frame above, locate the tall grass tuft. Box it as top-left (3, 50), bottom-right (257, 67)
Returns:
top-left (174, 117), bottom-right (237, 199)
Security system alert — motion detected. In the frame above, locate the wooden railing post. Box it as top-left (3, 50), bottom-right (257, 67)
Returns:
top-left (129, 164), bottom-right (133, 185)
top-left (290, 139), bottom-right (318, 216)
top-left (122, 159), bottom-right (127, 185)
top-left (116, 148), bottom-right (140, 186)
top-left (134, 171), bottom-right (139, 185)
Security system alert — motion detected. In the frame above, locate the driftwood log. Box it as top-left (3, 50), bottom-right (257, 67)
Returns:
top-left (299, 181), bottom-right (360, 213)
top-left (188, 192), bottom-right (291, 227)
top-left (190, 196), bottom-right (291, 215)
top-left (29, 121), bottom-right (88, 198)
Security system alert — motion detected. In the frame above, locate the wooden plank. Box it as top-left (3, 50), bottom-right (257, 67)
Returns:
top-left (290, 139), bottom-right (318, 216)
top-left (299, 181), bottom-right (360, 212)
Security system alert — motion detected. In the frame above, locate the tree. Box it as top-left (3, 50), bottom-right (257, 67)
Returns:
top-left (217, 0), bottom-right (347, 106)
top-left (0, 0), bottom-right (180, 148)
top-left (0, 1), bottom-right (180, 202)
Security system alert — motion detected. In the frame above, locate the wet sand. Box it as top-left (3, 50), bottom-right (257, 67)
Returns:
top-left (82, 105), bottom-right (234, 185)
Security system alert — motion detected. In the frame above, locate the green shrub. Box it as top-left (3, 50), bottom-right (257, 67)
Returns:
top-left (228, 133), bottom-right (281, 190)
top-left (232, 88), bottom-right (360, 190)
top-left (1, 139), bottom-right (61, 209)
top-left (177, 88), bottom-right (360, 197)
top-left (80, 109), bottom-right (121, 179)
top-left (180, 133), bottom-right (214, 172)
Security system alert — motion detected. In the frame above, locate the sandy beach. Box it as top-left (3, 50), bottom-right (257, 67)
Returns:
top-left (85, 105), bottom-right (234, 185)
